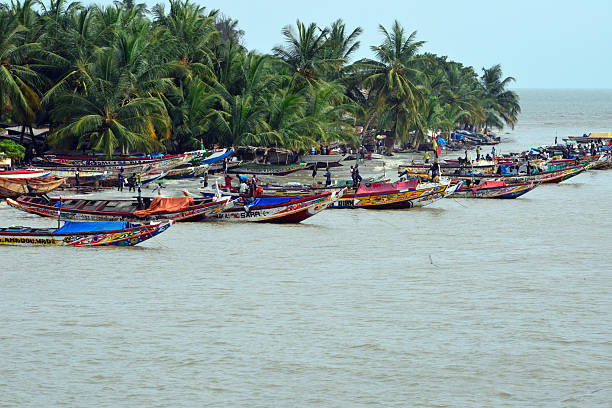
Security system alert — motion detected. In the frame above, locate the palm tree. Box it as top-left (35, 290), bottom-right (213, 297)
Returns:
top-left (152, 0), bottom-right (218, 76)
top-left (0, 12), bottom-right (42, 141)
top-left (215, 15), bottom-right (244, 44)
top-left (8, 0), bottom-right (40, 42)
top-left (273, 20), bottom-right (331, 84)
top-left (301, 81), bottom-right (357, 146)
top-left (321, 19), bottom-right (362, 81)
top-left (480, 64), bottom-right (520, 130)
top-left (211, 92), bottom-right (276, 147)
top-left (162, 78), bottom-right (221, 151)
top-left (48, 48), bottom-right (170, 156)
top-left (358, 20), bottom-right (428, 149)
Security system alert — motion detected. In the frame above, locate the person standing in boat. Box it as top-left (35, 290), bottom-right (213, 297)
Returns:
top-left (25, 179), bottom-right (34, 194)
top-left (127, 173), bottom-right (136, 192)
top-left (311, 164), bottom-right (318, 183)
top-left (252, 176), bottom-right (259, 195)
top-left (325, 166), bottom-right (332, 187)
top-left (423, 151), bottom-right (430, 164)
top-left (117, 170), bottom-right (124, 192)
top-left (476, 146), bottom-right (481, 161)
top-left (491, 146), bottom-right (496, 159)
top-left (248, 177), bottom-right (258, 197)
top-left (75, 168), bottom-right (80, 192)
top-left (238, 177), bottom-right (248, 194)
top-left (353, 165), bottom-right (362, 187)
top-left (526, 159), bottom-right (531, 175)
top-left (430, 160), bottom-right (441, 182)
top-left (254, 177), bottom-right (263, 196)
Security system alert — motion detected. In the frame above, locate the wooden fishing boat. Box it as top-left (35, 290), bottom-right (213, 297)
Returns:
top-left (406, 163), bottom-right (589, 185)
top-left (44, 168), bottom-right (109, 186)
top-left (398, 161), bottom-right (497, 177)
top-left (189, 148), bottom-right (234, 165)
top-left (583, 154), bottom-right (612, 170)
top-left (137, 171), bottom-right (166, 185)
top-left (329, 180), bottom-right (459, 209)
top-left (41, 152), bottom-right (194, 175)
top-left (7, 194), bottom-right (232, 222)
top-left (161, 165), bottom-right (209, 180)
top-left (227, 162), bottom-right (311, 176)
top-left (43, 151), bottom-right (192, 167)
top-left (0, 220), bottom-right (172, 247)
top-left (208, 190), bottom-right (342, 223)
top-left (449, 180), bottom-right (540, 199)
top-left (299, 153), bottom-right (348, 168)
top-left (0, 169), bottom-right (50, 178)
top-left (0, 176), bottom-right (65, 198)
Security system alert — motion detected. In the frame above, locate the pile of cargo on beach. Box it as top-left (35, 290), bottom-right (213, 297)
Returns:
top-left (1, 133), bottom-right (611, 246)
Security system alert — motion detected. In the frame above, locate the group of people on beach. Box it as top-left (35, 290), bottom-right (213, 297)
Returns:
top-left (229, 174), bottom-right (263, 198)
top-left (311, 164), bottom-right (334, 187)
top-left (117, 168), bottom-right (141, 193)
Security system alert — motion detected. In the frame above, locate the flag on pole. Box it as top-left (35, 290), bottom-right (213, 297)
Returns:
top-left (432, 133), bottom-right (441, 157)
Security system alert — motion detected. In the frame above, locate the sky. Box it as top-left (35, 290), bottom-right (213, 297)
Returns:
top-left (111, 0), bottom-right (612, 88)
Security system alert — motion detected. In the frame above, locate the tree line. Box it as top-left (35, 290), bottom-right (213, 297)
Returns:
top-left (0, 0), bottom-right (520, 157)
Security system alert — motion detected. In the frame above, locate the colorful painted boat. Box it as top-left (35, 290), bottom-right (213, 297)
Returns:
top-left (189, 148), bottom-right (234, 165)
top-left (227, 162), bottom-right (310, 176)
top-left (7, 195), bottom-right (232, 222)
top-left (43, 151), bottom-right (191, 167)
top-left (449, 180), bottom-right (541, 199)
top-left (329, 180), bottom-right (459, 209)
top-left (0, 176), bottom-right (65, 198)
top-left (405, 164), bottom-right (589, 185)
top-left (161, 165), bottom-right (209, 180)
top-left (208, 190), bottom-right (342, 223)
top-left (0, 220), bottom-right (172, 247)
top-left (138, 171), bottom-right (166, 185)
top-left (398, 161), bottom-right (497, 177)
top-left (41, 153), bottom-right (194, 175)
top-left (44, 168), bottom-right (109, 186)
top-left (0, 169), bottom-right (50, 178)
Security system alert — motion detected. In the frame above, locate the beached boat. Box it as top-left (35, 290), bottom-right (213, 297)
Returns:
top-left (161, 165), bottom-right (209, 180)
top-left (449, 180), bottom-right (540, 199)
top-left (0, 169), bottom-right (50, 178)
top-left (299, 153), bottom-right (348, 168)
top-left (329, 179), bottom-right (459, 209)
top-left (227, 162), bottom-right (310, 176)
top-left (189, 148), bottom-right (234, 165)
top-left (44, 168), bottom-right (109, 186)
top-left (207, 190), bottom-right (342, 223)
top-left (41, 152), bottom-right (193, 175)
top-left (138, 171), bottom-right (166, 185)
top-left (0, 220), bottom-right (172, 247)
top-left (0, 176), bottom-right (65, 198)
top-left (43, 151), bottom-right (190, 167)
top-left (7, 194), bottom-right (232, 222)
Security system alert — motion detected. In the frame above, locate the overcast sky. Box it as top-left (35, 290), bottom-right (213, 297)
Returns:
top-left (106, 0), bottom-right (612, 88)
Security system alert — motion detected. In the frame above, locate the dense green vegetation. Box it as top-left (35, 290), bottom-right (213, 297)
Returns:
top-left (0, 138), bottom-right (25, 161)
top-left (0, 0), bottom-right (520, 156)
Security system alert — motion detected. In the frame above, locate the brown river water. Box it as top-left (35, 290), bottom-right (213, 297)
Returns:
top-left (1, 90), bottom-right (612, 407)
